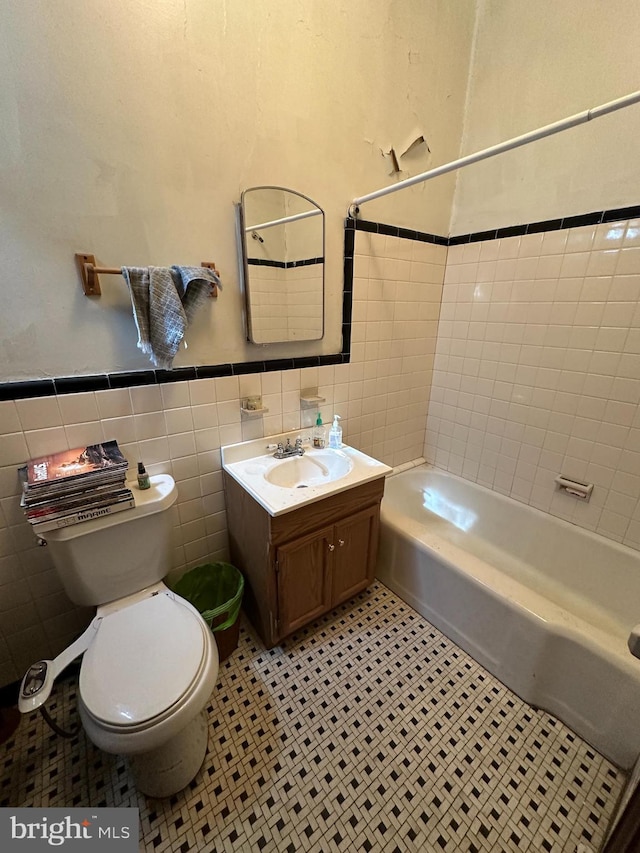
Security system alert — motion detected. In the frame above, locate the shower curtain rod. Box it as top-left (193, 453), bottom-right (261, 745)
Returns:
top-left (348, 89), bottom-right (640, 216)
top-left (245, 208), bottom-right (321, 232)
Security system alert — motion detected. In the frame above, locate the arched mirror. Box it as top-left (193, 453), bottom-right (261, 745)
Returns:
top-left (235, 186), bottom-right (325, 343)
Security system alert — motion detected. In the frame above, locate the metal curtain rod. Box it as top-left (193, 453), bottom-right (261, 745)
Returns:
top-left (349, 89), bottom-right (640, 214)
top-left (246, 208), bottom-right (321, 232)
top-left (75, 253), bottom-right (220, 297)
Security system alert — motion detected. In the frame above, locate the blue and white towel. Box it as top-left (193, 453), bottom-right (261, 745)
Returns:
top-left (122, 265), bottom-right (221, 369)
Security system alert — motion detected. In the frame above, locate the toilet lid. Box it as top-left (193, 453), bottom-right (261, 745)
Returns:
top-left (80, 593), bottom-right (206, 727)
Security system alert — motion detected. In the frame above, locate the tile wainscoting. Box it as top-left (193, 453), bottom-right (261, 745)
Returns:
top-left (0, 228), bottom-right (445, 686)
top-left (2, 207), bottom-right (639, 686)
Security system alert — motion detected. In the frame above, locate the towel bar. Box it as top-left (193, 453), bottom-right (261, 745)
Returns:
top-left (75, 253), bottom-right (220, 298)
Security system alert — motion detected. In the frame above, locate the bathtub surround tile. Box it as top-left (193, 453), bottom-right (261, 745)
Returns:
top-left (0, 583), bottom-right (623, 853)
top-left (427, 215), bottom-right (640, 549)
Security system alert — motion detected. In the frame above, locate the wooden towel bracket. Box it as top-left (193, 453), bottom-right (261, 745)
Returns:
top-left (75, 254), bottom-right (221, 298)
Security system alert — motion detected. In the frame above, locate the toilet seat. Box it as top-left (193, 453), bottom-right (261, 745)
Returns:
top-left (80, 592), bottom-right (208, 729)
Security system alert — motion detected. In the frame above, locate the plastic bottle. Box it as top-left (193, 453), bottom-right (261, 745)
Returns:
top-left (328, 414), bottom-right (342, 449)
top-left (137, 461), bottom-right (151, 490)
top-left (313, 413), bottom-right (326, 448)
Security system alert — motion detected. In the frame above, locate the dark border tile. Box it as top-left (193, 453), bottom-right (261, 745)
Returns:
top-left (54, 375), bottom-right (110, 394)
top-left (263, 359), bottom-right (295, 373)
top-left (354, 218), bottom-right (447, 246)
top-left (469, 230), bottom-right (497, 243)
top-left (343, 257), bottom-right (354, 289)
top-left (108, 370), bottom-right (156, 388)
top-left (562, 212), bottom-right (603, 229)
top-left (342, 292), bottom-right (353, 324)
top-left (341, 324), bottom-right (352, 355)
top-left (195, 364), bottom-right (233, 379)
top-left (153, 367), bottom-right (197, 384)
top-left (247, 258), bottom-right (287, 268)
top-left (232, 361), bottom-right (266, 375)
top-left (448, 234), bottom-right (471, 246)
top-left (354, 219), bottom-right (379, 234)
top-left (377, 223), bottom-right (399, 238)
top-left (292, 356), bottom-right (320, 369)
top-left (602, 205), bottom-right (640, 223)
top-left (319, 354), bottom-right (344, 366)
top-left (0, 379), bottom-right (55, 401)
top-left (525, 218), bottom-right (563, 234)
top-left (495, 224), bottom-right (527, 239)
top-left (344, 226), bottom-right (355, 259)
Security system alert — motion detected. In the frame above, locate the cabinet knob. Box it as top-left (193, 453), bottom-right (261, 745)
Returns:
top-left (328, 543), bottom-right (335, 551)
top-left (338, 539), bottom-right (345, 547)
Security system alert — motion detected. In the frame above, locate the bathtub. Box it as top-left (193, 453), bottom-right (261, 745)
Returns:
top-left (377, 463), bottom-right (640, 769)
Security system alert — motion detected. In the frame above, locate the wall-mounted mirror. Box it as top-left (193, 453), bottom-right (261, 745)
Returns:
top-left (235, 186), bottom-right (325, 343)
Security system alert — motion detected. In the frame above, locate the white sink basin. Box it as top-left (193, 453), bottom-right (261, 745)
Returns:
top-left (221, 432), bottom-right (392, 516)
top-left (264, 450), bottom-right (353, 488)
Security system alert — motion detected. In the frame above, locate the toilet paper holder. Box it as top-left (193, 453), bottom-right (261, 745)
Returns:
top-left (554, 475), bottom-right (594, 501)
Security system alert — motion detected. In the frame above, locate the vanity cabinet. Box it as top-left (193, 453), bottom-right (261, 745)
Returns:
top-left (223, 473), bottom-right (385, 647)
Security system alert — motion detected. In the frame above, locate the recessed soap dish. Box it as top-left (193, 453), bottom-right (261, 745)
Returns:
top-left (241, 397), bottom-right (269, 418)
top-left (300, 387), bottom-right (326, 408)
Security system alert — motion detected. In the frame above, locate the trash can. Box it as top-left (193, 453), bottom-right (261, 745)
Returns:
top-left (169, 562), bottom-right (244, 662)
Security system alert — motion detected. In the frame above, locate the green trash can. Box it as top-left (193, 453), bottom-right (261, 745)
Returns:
top-left (169, 562), bottom-right (244, 662)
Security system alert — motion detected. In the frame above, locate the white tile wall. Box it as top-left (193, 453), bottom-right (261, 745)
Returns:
top-left (6, 217), bottom-right (639, 687)
top-left (425, 218), bottom-right (640, 551)
top-left (0, 234), bottom-right (446, 687)
top-left (350, 231), bottom-right (446, 465)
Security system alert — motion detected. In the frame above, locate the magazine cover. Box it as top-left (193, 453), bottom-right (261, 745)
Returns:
top-left (25, 440), bottom-right (128, 487)
top-left (21, 471), bottom-right (128, 504)
top-left (31, 497), bottom-right (136, 532)
top-left (26, 487), bottom-right (135, 519)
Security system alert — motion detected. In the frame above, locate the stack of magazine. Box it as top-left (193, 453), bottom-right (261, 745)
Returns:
top-left (20, 440), bottom-right (135, 533)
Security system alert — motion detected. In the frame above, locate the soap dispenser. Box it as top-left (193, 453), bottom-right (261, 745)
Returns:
top-left (328, 414), bottom-right (342, 449)
top-left (313, 413), bottom-right (326, 448)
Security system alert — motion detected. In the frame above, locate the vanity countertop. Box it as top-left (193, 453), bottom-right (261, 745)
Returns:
top-left (221, 432), bottom-right (392, 517)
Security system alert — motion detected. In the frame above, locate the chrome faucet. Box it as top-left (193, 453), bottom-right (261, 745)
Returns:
top-left (273, 437), bottom-right (305, 459)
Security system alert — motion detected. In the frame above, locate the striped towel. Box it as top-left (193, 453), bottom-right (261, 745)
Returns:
top-left (122, 266), bottom-right (221, 369)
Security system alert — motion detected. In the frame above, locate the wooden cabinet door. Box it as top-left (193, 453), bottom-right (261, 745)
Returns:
top-left (332, 505), bottom-right (379, 607)
top-left (276, 524), bottom-right (334, 637)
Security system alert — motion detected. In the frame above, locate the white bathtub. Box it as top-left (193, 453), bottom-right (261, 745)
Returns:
top-left (377, 463), bottom-right (640, 769)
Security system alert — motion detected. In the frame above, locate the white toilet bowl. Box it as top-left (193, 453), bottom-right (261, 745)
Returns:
top-left (77, 584), bottom-right (219, 796)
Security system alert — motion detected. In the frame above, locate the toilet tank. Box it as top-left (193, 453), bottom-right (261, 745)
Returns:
top-left (42, 474), bottom-right (178, 607)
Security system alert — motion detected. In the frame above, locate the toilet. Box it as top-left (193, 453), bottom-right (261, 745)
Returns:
top-left (19, 474), bottom-right (219, 798)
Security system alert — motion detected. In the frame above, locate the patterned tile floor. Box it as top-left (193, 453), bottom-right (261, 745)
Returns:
top-left (0, 582), bottom-right (626, 852)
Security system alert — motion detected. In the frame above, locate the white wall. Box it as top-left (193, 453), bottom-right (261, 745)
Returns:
top-left (0, 0), bottom-right (475, 381)
top-left (450, 1), bottom-right (640, 235)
